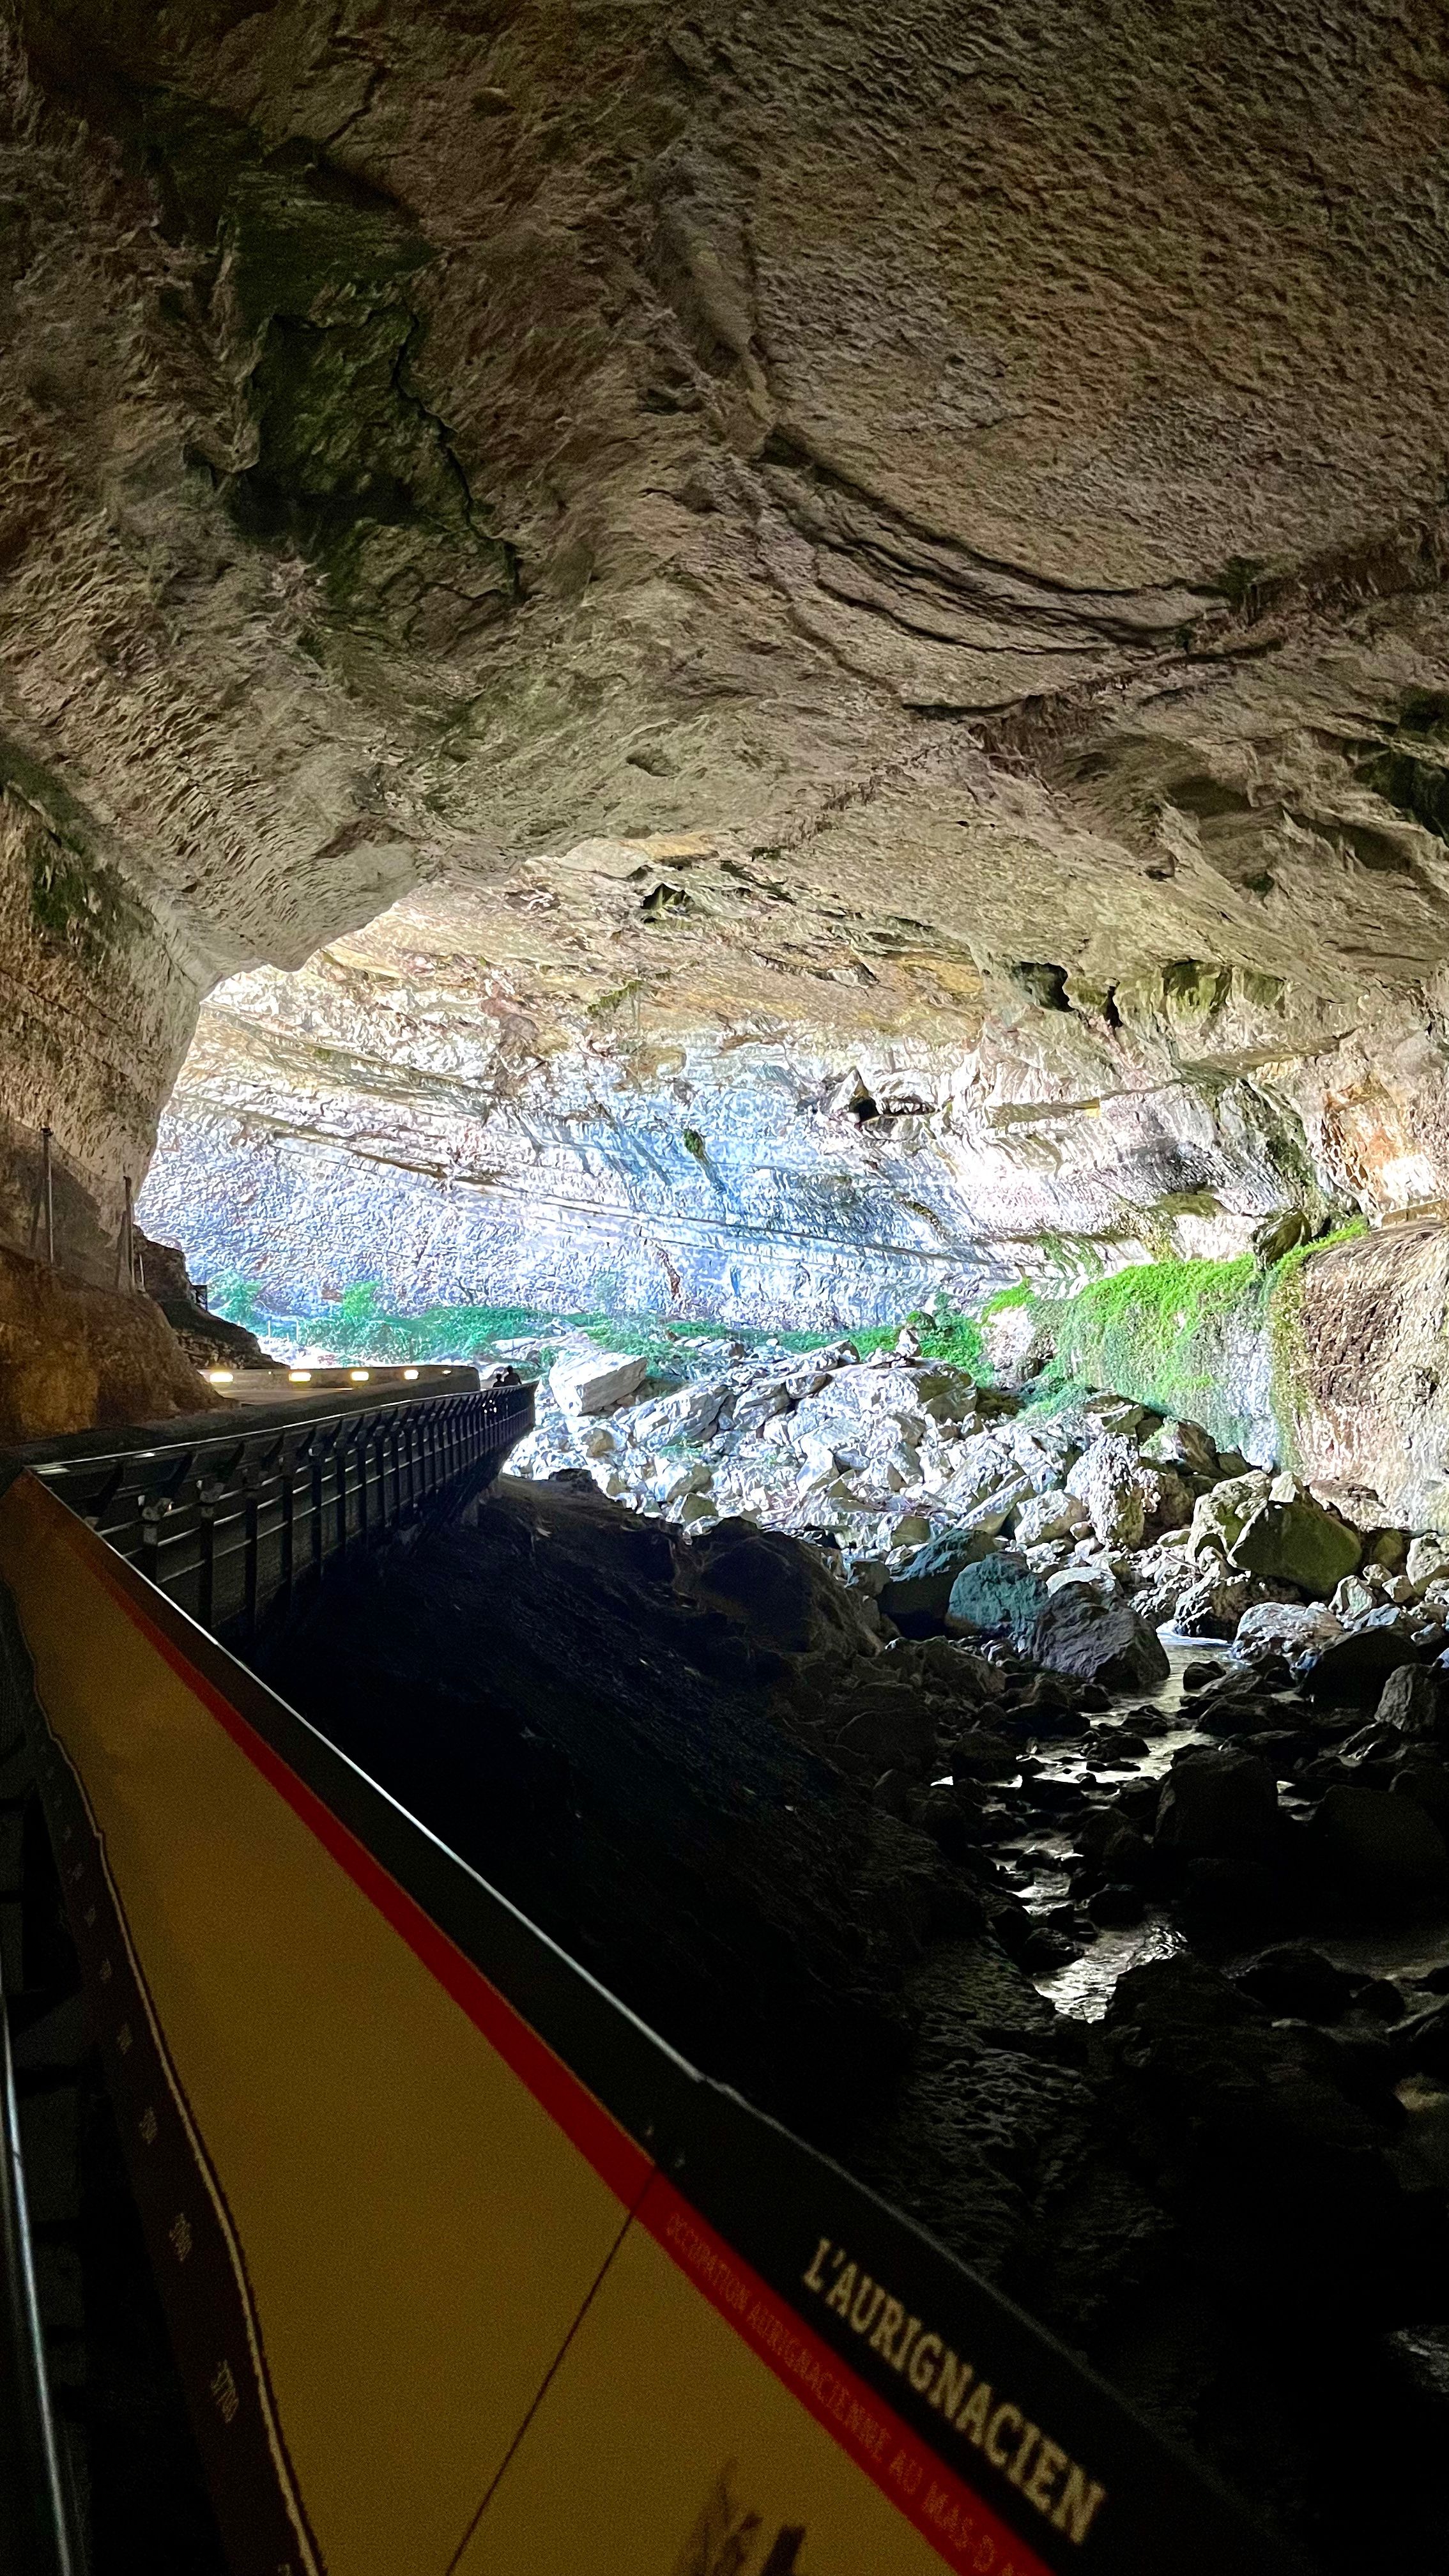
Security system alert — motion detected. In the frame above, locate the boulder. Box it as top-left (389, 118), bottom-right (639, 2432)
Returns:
top-left (549, 1347), bottom-right (650, 1416)
top-left (1234, 1600), bottom-right (1344, 1660)
top-left (1175, 1569), bottom-right (1257, 1638)
top-left (1229, 1496), bottom-right (1362, 1597)
top-left (1023, 1586), bottom-right (1170, 1689)
top-left (1013, 1487), bottom-right (1091, 1547)
top-left (879, 1526), bottom-right (997, 1634)
top-left (1310, 1785), bottom-right (1449, 1918)
top-left (1155, 1748), bottom-right (1279, 1861)
top-left (1066, 1434), bottom-right (1150, 1548)
top-left (625, 1377), bottom-right (733, 1446)
top-left (1407, 1533), bottom-right (1449, 1595)
top-left (1392, 1765), bottom-right (1449, 1839)
top-left (1190, 1469), bottom-right (1272, 1561)
top-left (952, 1476), bottom-right (1035, 1536)
top-left (832, 1687), bottom-right (937, 1772)
top-left (944, 1551), bottom-right (1048, 1643)
top-left (1141, 1464), bottom-right (1196, 1530)
top-left (683, 1519), bottom-right (859, 1657)
top-left (979, 1299), bottom-right (1048, 1385)
top-left (1140, 1416), bottom-right (1220, 1476)
top-left (1375, 1662), bottom-right (1449, 1740)
top-left (1175, 1855), bottom-right (1280, 1942)
top-left (1232, 1943), bottom-right (1359, 2023)
top-left (1299, 1609), bottom-right (1429, 1706)
top-left (1074, 1394), bottom-right (1147, 1438)
top-left (1392, 2000), bottom-right (1449, 2081)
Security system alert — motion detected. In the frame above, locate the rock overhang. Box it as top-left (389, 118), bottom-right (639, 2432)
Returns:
top-left (3, 0), bottom-right (1449, 1311)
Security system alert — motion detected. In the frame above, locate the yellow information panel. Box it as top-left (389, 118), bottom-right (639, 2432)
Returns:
top-left (0, 1472), bottom-right (1290, 2576)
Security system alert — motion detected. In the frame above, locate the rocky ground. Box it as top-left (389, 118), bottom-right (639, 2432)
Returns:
top-left (259, 1338), bottom-right (1449, 2574)
top-left (509, 1324), bottom-right (1449, 1664)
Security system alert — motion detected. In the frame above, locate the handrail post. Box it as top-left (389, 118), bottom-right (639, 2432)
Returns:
top-left (195, 1476), bottom-right (220, 1632)
top-left (279, 1448), bottom-right (296, 1618)
top-left (241, 1468), bottom-right (262, 1644)
top-left (0, 1962), bottom-right (77, 2576)
top-left (139, 1495), bottom-right (167, 1591)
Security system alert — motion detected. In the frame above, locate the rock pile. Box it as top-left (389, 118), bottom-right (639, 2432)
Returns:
top-left (506, 1330), bottom-right (1449, 1680)
top-left (502, 1326), bottom-right (1449, 1981)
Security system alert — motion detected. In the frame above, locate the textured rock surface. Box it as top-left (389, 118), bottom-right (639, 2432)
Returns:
top-left (0, 1245), bottom-right (223, 1439)
top-left (0, 0), bottom-right (1448, 1333)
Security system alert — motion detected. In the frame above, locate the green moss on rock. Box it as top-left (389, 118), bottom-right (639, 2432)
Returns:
top-left (994, 1222), bottom-right (1368, 1459)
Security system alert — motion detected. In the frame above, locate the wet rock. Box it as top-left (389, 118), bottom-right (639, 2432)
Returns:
top-left (1018, 1922), bottom-right (1081, 1970)
top-left (1155, 1748), bottom-right (1280, 1862)
top-left (1096, 1956), bottom-right (1420, 2322)
top-left (1022, 1586), bottom-right (1170, 1689)
top-left (1174, 1856), bottom-right (1280, 1941)
top-left (944, 1551), bottom-right (1047, 1643)
top-left (878, 1526), bottom-right (996, 1634)
top-left (912, 1636), bottom-right (1006, 1701)
top-left (1299, 1610), bottom-right (1429, 1706)
top-left (1232, 1943), bottom-right (1360, 2023)
top-left (549, 1346), bottom-right (649, 1415)
top-left (1391, 2001), bottom-right (1449, 2082)
top-left (1310, 1786), bottom-right (1449, 1919)
top-left (946, 1728), bottom-right (1021, 1782)
top-left (1004, 1657), bottom-right (1082, 1715)
top-left (1229, 1494), bottom-right (1362, 1597)
top-left (1087, 1882), bottom-right (1146, 1927)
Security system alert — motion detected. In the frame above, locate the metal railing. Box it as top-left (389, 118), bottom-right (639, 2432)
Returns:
top-left (0, 1370), bottom-right (533, 2572)
top-left (0, 1958), bottom-right (76, 2576)
top-left (14, 1374), bottom-right (535, 1646)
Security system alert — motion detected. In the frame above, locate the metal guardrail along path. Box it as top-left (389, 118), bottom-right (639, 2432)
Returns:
top-left (6, 1372), bottom-right (535, 1644)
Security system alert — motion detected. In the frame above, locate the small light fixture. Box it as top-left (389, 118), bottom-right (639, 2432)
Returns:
top-left (349, 1368), bottom-right (369, 1382)
top-left (402, 1367), bottom-right (419, 1381)
top-left (206, 1369), bottom-right (234, 1385)
top-left (289, 1369), bottom-right (312, 1383)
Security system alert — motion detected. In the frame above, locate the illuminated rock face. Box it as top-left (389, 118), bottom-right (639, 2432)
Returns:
top-left (139, 871), bottom-right (1447, 1337)
top-left (6, 0), bottom-right (1449, 1353)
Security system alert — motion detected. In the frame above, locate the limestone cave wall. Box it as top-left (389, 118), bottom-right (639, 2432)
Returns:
top-left (4, 0), bottom-right (1449, 1390)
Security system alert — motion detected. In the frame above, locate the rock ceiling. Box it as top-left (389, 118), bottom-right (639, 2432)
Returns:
top-left (7, 0), bottom-right (1449, 1298)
